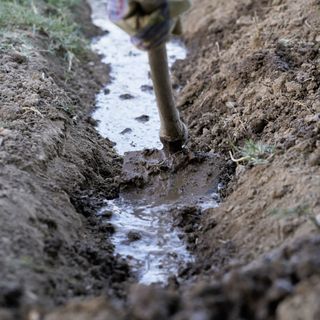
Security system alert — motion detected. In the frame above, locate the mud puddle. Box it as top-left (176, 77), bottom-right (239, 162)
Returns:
top-left (88, 0), bottom-right (222, 285)
top-left (98, 150), bottom-right (223, 284)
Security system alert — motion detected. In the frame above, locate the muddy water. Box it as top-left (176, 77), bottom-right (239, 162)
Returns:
top-left (88, 0), bottom-right (221, 285)
top-left (97, 150), bottom-right (222, 284)
top-left (98, 200), bottom-right (193, 284)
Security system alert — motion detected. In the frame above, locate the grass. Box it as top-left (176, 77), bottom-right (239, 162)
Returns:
top-left (0, 0), bottom-right (87, 56)
top-left (0, 30), bottom-right (34, 56)
top-left (230, 139), bottom-right (275, 165)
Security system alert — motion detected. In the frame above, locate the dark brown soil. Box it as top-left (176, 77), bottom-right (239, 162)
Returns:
top-left (0, 1), bottom-right (131, 317)
top-left (175, 0), bottom-right (320, 277)
top-left (1, 0), bottom-right (320, 319)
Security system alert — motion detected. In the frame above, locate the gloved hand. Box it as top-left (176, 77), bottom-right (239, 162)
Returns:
top-left (108, 0), bottom-right (191, 50)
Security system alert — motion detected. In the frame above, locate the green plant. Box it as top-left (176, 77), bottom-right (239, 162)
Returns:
top-left (0, 31), bottom-right (34, 59)
top-left (0, 0), bottom-right (87, 56)
top-left (230, 139), bottom-right (275, 165)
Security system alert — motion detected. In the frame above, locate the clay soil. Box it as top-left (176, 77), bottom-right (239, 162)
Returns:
top-left (1, 0), bottom-right (320, 319)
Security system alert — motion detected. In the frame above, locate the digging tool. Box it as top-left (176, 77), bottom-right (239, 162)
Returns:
top-left (148, 44), bottom-right (188, 153)
top-left (108, 0), bottom-right (190, 153)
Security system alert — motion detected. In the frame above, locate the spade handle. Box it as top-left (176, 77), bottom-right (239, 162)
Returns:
top-left (148, 44), bottom-right (188, 152)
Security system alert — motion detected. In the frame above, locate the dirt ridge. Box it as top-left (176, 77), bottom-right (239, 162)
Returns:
top-left (0, 1), bottom-right (130, 316)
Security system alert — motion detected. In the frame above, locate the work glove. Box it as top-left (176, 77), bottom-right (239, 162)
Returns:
top-left (108, 0), bottom-right (191, 50)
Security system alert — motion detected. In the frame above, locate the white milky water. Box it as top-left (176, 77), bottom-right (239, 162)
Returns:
top-left (88, 0), bottom-right (220, 285)
top-left (98, 199), bottom-right (194, 284)
top-left (88, 0), bottom-right (186, 155)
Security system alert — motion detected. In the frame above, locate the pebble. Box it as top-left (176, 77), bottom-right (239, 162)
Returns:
top-left (119, 93), bottom-right (134, 100)
top-left (127, 231), bottom-right (142, 242)
top-left (100, 210), bottom-right (113, 219)
top-left (135, 115), bottom-right (150, 123)
top-left (140, 85), bottom-right (153, 93)
top-left (120, 128), bottom-right (133, 135)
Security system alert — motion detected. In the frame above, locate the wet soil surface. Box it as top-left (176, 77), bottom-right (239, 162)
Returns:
top-left (110, 150), bottom-right (224, 284)
top-left (1, 0), bottom-right (320, 319)
top-left (0, 0), bottom-right (131, 316)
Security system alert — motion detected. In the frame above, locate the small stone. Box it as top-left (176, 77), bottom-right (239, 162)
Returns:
top-left (103, 88), bottom-right (110, 95)
top-left (99, 210), bottom-right (113, 219)
top-left (226, 101), bottom-right (237, 109)
top-left (140, 85), bottom-right (153, 93)
top-left (236, 16), bottom-right (253, 26)
top-left (127, 231), bottom-right (142, 242)
top-left (86, 116), bottom-right (98, 126)
top-left (120, 128), bottom-right (132, 135)
top-left (135, 115), bottom-right (150, 123)
top-left (119, 93), bottom-right (134, 100)
top-left (99, 223), bottom-right (115, 234)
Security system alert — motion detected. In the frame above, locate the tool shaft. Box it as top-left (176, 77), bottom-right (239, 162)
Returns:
top-left (148, 44), bottom-right (186, 145)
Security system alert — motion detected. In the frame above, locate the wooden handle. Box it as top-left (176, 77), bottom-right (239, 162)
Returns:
top-left (148, 44), bottom-right (187, 151)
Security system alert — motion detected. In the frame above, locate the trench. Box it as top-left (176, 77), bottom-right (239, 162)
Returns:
top-left (88, 0), bottom-right (222, 285)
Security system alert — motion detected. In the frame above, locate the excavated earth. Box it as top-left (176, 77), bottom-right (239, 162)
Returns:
top-left (1, 0), bottom-right (320, 319)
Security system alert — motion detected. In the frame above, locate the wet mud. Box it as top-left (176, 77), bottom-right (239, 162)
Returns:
top-left (106, 150), bottom-right (224, 284)
top-left (1, 0), bottom-right (320, 319)
top-left (0, 0), bottom-right (130, 315)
